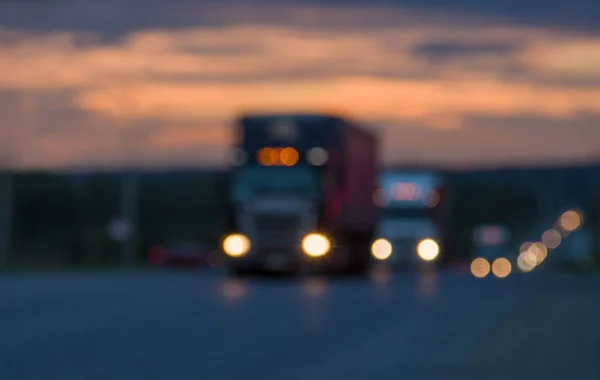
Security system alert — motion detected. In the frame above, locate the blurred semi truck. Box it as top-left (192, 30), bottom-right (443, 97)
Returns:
top-left (221, 113), bottom-right (379, 275)
top-left (370, 171), bottom-right (447, 267)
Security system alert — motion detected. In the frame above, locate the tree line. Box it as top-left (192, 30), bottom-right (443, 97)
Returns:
top-left (8, 170), bottom-right (228, 266)
top-left (3, 165), bottom-right (599, 267)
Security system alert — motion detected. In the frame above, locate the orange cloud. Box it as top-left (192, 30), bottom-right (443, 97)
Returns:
top-left (521, 40), bottom-right (600, 79)
top-left (1, 4), bottom-right (599, 168)
top-left (75, 78), bottom-right (600, 128)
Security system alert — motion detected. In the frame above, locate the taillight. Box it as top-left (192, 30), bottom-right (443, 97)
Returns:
top-left (148, 246), bottom-right (166, 264)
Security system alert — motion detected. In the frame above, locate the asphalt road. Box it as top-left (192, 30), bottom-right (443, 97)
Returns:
top-left (1, 266), bottom-right (599, 380)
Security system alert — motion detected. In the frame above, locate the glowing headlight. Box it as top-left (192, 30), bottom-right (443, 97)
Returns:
top-left (222, 234), bottom-right (251, 257)
top-left (302, 233), bottom-right (331, 257)
top-left (417, 238), bottom-right (439, 261)
top-left (371, 238), bottom-right (392, 260)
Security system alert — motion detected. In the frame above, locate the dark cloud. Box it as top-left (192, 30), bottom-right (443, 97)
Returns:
top-left (293, 0), bottom-right (600, 32)
top-left (411, 41), bottom-right (521, 62)
top-left (407, 40), bottom-right (534, 82)
top-left (0, 0), bottom-right (599, 38)
top-left (0, 1), bottom-right (598, 169)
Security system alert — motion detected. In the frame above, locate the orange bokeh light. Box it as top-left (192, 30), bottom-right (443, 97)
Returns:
top-left (257, 148), bottom-right (272, 165)
top-left (391, 182), bottom-right (422, 201)
top-left (257, 147), bottom-right (298, 166)
top-left (471, 257), bottom-right (491, 278)
top-left (491, 257), bottom-right (512, 278)
top-left (280, 147), bottom-right (299, 166)
top-left (559, 210), bottom-right (582, 232)
top-left (269, 148), bottom-right (281, 165)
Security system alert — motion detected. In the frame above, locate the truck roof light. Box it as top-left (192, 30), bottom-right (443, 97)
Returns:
top-left (230, 149), bottom-right (247, 166)
top-left (307, 147), bottom-right (328, 166)
top-left (257, 148), bottom-right (272, 166)
top-left (280, 147), bottom-right (299, 166)
top-left (257, 147), bottom-right (279, 166)
top-left (268, 148), bottom-right (280, 165)
top-left (257, 147), bottom-right (299, 166)
top-left (391, 182), bottom-right (422, 201)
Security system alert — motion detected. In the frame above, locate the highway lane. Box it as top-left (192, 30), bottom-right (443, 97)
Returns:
top-left (1, 267), bottom-right (599, 380)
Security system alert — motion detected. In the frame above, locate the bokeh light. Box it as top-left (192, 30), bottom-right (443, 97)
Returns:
top-left (280, 147), bottom-right (299, 166)
top-left (269, 148), bottom-right (281, 165)
top-left (559, 210), bottom-right (582, 232)
top-left (542, 229), bottom-right (562, 249)
top-left (222, 234), bottom-right (251, 257)
top-left (417, 239), bottom-right (440, 261)
top-left (491, 257), bottom-right (511, 278)
top-left (471, 257), bottom-right (491, 278)
top-left (522, 249), bottom-right (538, 266)
top-left (478, 226), bottom-right (506, 246)
top-left (302, 233), bottom-right (331, 257)
top-left (529, 242), bottom-right (548, 264)
top-left (554, 221), bottom-right (571, 237)
top-left (256, 147), bottom-right (299, 166)
top-left (371, 238), bottom-right (393, 260)
top-left (519, 242), bottom-right (533, 253)
top-left (307, 147), bottom-right (328, 166)
top-left (391, 182), bottom-right (422, 201)
top-left (517, 252), bottom-right (536, 272)
top-left (229, 148), bottom-right (247, 166)
top-left (257, 148), bottom-right (273, 166)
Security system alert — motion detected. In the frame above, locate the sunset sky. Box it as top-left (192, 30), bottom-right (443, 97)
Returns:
top-left (0, 0), bottom-right (599, 169)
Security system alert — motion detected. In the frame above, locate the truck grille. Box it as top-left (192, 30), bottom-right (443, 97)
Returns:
top-left (253, 214), bottom-right (302, 249)
top-left (392, 238), bottom-right (418, 260)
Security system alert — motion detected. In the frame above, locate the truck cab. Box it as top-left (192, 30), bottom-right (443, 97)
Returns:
top-left (222, 113), bottom-right (378, 275)
top-left (371, 171), bottom-right (443, 266)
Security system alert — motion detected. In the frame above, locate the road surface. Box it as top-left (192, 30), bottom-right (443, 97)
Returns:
top-left (1, 266), bottom-right (599, 380)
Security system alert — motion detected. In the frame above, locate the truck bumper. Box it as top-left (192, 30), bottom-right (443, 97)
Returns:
top-left (226, 246), bottom-right (365, 274)
top-left (227, 247), bottom-right (305, 273)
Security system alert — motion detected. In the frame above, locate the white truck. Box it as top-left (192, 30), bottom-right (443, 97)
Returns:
top-left (371, 171), bottom-right (443, 266)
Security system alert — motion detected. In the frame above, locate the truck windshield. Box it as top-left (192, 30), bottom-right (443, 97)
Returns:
top-left (231, 166), bottom-right (320, 201)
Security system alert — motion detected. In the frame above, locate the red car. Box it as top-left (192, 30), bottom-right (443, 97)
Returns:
top-left (148, 242), bottom-right (213, 267)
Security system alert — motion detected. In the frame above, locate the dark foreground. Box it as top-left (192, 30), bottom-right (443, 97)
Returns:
top-left (1, 267), bottom-right (599, 380)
